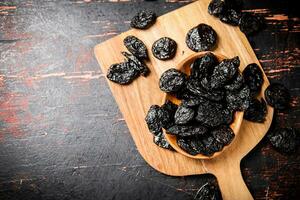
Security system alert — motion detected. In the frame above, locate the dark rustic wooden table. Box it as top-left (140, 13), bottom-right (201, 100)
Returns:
top-left (0, 0), bottom-right (299, 199)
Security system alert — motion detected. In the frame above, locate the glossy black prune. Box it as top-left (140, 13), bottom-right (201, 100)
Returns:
top-left (181, 96), bottom-right (206, 107)
top-left (186, 24), bottom-right (217, 52)
top-left (106, 62), bottom-right (139, 85)
top-left (219, 9), bottom-right (241, 26)
top-left (123, 35), bottom-right (148, 59)
top-left (265, 83), bottom-right (290, 110)
top-left (224, 72), bottom-right (244, 91)
top-left (152, 37), bottom-right (177, 60)
top-left (208, 0), bottom-right (226, 17)
top-left (194, 182), bottom-right (222, 200)
top-left (187, 79), bottom-right (224, 101)
top-left (244, 98), bottom-right (267, 123)
top-left (239, 13), bottom-right (265, 35)
top-left (130, 10), bottom-right (156, 29)
top-left (174, 105), bottom-right (195, 125)
top-left (226, 85), bottom-right (250, 111)
top-left (159, 68), bottom-right (187, 93)
top-left (177, 137), bottom-right (199, 155)
top-left (211, 125), bottom-right (235, 145)
top-left (167, 123), bottom-right (208, 137)
top-left (242, 63), bottom-right (264, 97)
top-left (145, 105), bottom-right (170, 136)
top-left (268, 128), bottom-right (299, 153)
top-left (122, 52), bottom-right (149, 76)
top-left (153, 132), bottom-right (174, 150)
top-left (190, 52), bottom-right (218, 80)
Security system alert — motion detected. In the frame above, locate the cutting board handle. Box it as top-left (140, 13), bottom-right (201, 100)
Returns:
top-left (212, 160), bottom-right (253, 200)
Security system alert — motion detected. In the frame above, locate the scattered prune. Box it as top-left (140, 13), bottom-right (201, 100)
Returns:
top-left (153, 132), bottom-right (174, 150)
top-left (244, 98), bottom-right (267, 123)
top-left (122, 52), bottom-right (149, 76)
top-left (265, 83), bottom-right (290, 110)
top-left (219, 9), bottom-right (241, 26)
top-left (208, 0), bottom-right (226, 17)
top-left (268, 128), bottom-right (299, 153)
top-left (152, 37), bottom-right (177, 60)
top-left (226, 85), bottom-right (250, 111)
top-left (211, 125), bottom-right (235, 145)
top-left (130, 10), bottom-right (156, 29)
top-left (145, 105), bottom-right (170, 136)
top-left (106, 62), bottom-right (139, 85)
top-left (167, 123), bottom-right (208, 137)
top-left (174, 105), bottom-right (195, 125)
top-left (123, 35), bottom-right (148, 59)
top-left (159, 68), bottom-right (187, 93)
top-left (186, 24), bottom-right (217, 52)
top-left (194, 182), bottom-right (222, 200)
top-left (242, 63), bottom-right (264, 97)
top-left (239, 13), bottom-right (265, 35)
top-left (224, 72), bottom-right (244, 91)
top-left (190, 52), bottom-right (218, 80)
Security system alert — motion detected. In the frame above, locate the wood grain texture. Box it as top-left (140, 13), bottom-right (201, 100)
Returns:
top-left (94, 0), bottom-right (274, 199)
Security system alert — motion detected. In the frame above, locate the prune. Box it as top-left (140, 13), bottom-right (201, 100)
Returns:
top-left (194, 182), bottom-right (222, 200)
top-left (159, 68), bottom-right (187, 93)
top-left (106, 62), bottom-right (139, 85)
top-left (130, 10), bottom-right (156, 29)
top-left (122, 52), bottom-right (149, 76)
top-left (224, 72), bottom-right (244, 91)
top-left (239, 13), bottom-right (265, 35)
top-left (152, 37), bottom-right (177, 60)
top-left (161, 100), bottom-right (178, 117)
top-left (174, 105), bottom-right (195, 125)
top-left (181, 96), bottom-right (206, 107)
top-left (226, 85), bottom-right (250, 111)
top-left (268, 128), bottom-right (299, 153)
top-left (186, 24), bottom-right (217, 52)
top-left (123, 35), bottom-right (148, 59)
top-left (242, 63), bottom-right (264, 97)
top-left (187, 79), bottom-right (224, 101)
top-left (177, 137), bottom-right (199, 155)
top-left (145, 105), bottom-right (170, 136)
top-left (167, 123), bottom-right (208, 137)
top-left (208, 0), bottom-right (226, 17)
top-left (190, 52), bottom-right (218, 80)
top-left (220, 9), bottom-right (241, 26)
top-left (244, 98), bottom-right (267, 123)
top-left (153, 132), bottom-right (174, 150)
top-left (211, 125), bottom-right (235, 145)
top-left (265, 83), bottom-right (290, 110)
top-left (201, 136), bottom-right (223, 155)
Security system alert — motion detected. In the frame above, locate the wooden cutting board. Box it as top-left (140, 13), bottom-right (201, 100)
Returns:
top-left (94, 0), bottom-right (274, 199)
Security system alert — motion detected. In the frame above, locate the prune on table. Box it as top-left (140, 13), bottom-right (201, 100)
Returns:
top-left (224, 72), bottom-right (244, 91)
top-left (130, 10), bottom-right (156, 29)
top-left (187, 79), bottom-right (224, 101)
top-left (226, 85), bottom-right (251, 111)
top-left (211, 125), bottom-right (235, 145)
top-left (244, 98), bottom-right (267, 123)
top-left (123, 35), bottom-right (148, 59)
top-left (208, 0), bottom-right (226, 17)
top-left (239, 13), bottom-right (265, 35)
top-left (219, 9), bottom-right (241, 26)
top-left (106, 62), bottom-right (139, 85)
top-left (152, 37), bottom-right (177, 60)
top-left (174, 104), bottom-right (195, 125)
top-left (186, 24), bottom-right (217, 52)
top-left (145, 105), bottom-right (170, 136)
top-left (265, 83), bottom-right (290, 110)
top-left (153, 132), bottom-right (174, 150)
top-left (268, 128), bottom-right (299, 153)
top-left (122, 52), bottom-right (150, 76)
top-left (159, 68), bottom-right (187, 93)
top-left (194, 182), bottom-right (222, 200)
top-left (190, 52), bottom-right (218, 80)
top-left (242, 63), bottom-right (264, 97)
top-left (167, 123), bottom-right (208, 137)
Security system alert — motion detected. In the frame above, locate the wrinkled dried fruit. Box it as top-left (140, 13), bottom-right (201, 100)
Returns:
top-left (194, 182), bottom-right (222, 200)
top-left (167, 123), bottom-right (208, 137)
top-left (106, 62), bottom-right (139, 85)
top-left (177, 137), bottom-right (199, 155)
top-left (145, 105), bottom-right (170, 136)
top-left (181, 96), bottom-right (206, 107)
top-left (226, 85), bottom-right (250, 111)
top-left (123, 35), bottom-right (148, 59)
top-left (208, 0), bottom-right (226, 17)
top-left (122, 52), bottom-right (149, 76)
top-left (224, 72), bottom-right (244, 91)
top-left (268, 128), bottom-right (299, 153)
top-left (159, 68), bottom-right (187, 93)
top-left (244, 98), bottom-right (267, 123)
top-left (187, 79), bottom-right (224, 101)
top-left (186, 24), bottom-right (217, 52)
top-left (211, 125), bottom-right (235, 145)
top-left (239, 13), bottom-right (265, 35)
top-left (174, 105), bottom-right (195, 124)
top-left (130, 10), bottom-right (156, 29)
top-left (242, 63), bottom-right (264, 97)
top-left (220, 9), bottom-right (241, 26)
top-left (190, 52), bottom-right (218, 80)
top-left (265, 83), bottom-right (290, 110)
top-left (152, 37), bottom-right (177, 60)
top-left (153, 132), bottom-right (174, 150)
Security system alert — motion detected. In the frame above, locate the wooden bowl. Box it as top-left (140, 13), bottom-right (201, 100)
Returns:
top-left (164, 52), bottom-right (244, 159)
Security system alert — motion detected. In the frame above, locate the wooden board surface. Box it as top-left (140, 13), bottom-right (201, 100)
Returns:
top-left (94, 0), bottom-right (274, 199)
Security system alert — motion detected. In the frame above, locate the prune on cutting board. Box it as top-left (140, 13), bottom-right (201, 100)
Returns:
top-left (123, 35), bottom-right (148, 59)
top-left (153, 132), bottom-right (174, 150)
top-left (211, 125), bottom-right (235, 145)
top-left (265, 83), bottom-right (290, 110)
top-left (106, 62), bottom-right (139, 85)
top-left (244, 98), bottom-right (267, 123)
top-left (242, 63), bottom-right (264, 97)
top-left (159, 68), bottom-right (187, 93)
top-left (268, 128), bottom-right (299, 153)
top-left (208, 0), bottom-right (226, 17)
top-left (145, 105), bottom-right (170, 136)
top-left (152, 37), bottom-right (177, 60)
top-left (226, 85), bottom-right (250, 111)
top-left (187, 79), bottom-right (224, 101)
top-left (219, 9), bottom-right (241, 26)
top-left (239, 13), bottom-right (265, 35)
top-left (224, 72), bottom-right (244, 91)
top-left (194, 182), bottom-right (222, 200)
top-left (122, 52), bottom-right (149, 76)
top-left (174, 104), bottom-right (195, 125)
top-left (186, 24), bottom-right (217, 52)
top-left (167, 123), bottom-right (208, 137)
top-left (130, 10), bottom-right (156, 29)
top-left (190, 52), bottom-right (218, 80)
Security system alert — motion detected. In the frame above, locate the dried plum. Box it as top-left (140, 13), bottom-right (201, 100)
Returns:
top-left (167, 123), bottom-right (208, 137)
top-left (242, 63), bottom-right (264, 97)
top-left (181, 96), bottom-right (206, 107)
top-left (123, 35), bottom-right (148, 59)
top-left (226, 85), bottom-right (250, 111)
top-left (106, 62), bottom-right (139, 85)
top-left (268, 128), bottom-right (299, 153)
top-left (201, 136), bottom-right (223, 155)
top-left (152, 37), bottom-right (177, 60)
top-left (130, 10), bottom-right (156, 29)
top-left (187, 79), bottom-right (224, 101)
top-left (239, 13), bottom-right (265, 35)
top-left (153, 132), bottom-right (174, 150)
top-left (122, 52), bottom-right (149, 76)
top-left (224, 72), bottom-right (244, 91)
top-left (219, 9), bottom-right (241, 26)
top-left (186, 24), bottom-right (217, 52)
top-left (159, 68), bottom-right (187, 93)
top-left (177, 137), bottom-right (199, 155)
top-left (211, 125), bottom-right (235, 145)
top-left (208, 0), bottom-right (226, 17)
top-left (265, 83), bottom-right (290, 110)
top-left (190, 52), bottom-right (218, 80)
top-left (145, 105), bottom-right (170, 136)
top-left (161, 100), bottom-right (178, 117)
top-left (174, 105), bottom-right (195, 125)
top-left (244, 98), bottom-right (267, 123)
top-left (194, 182), bottom-right (222, 200)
